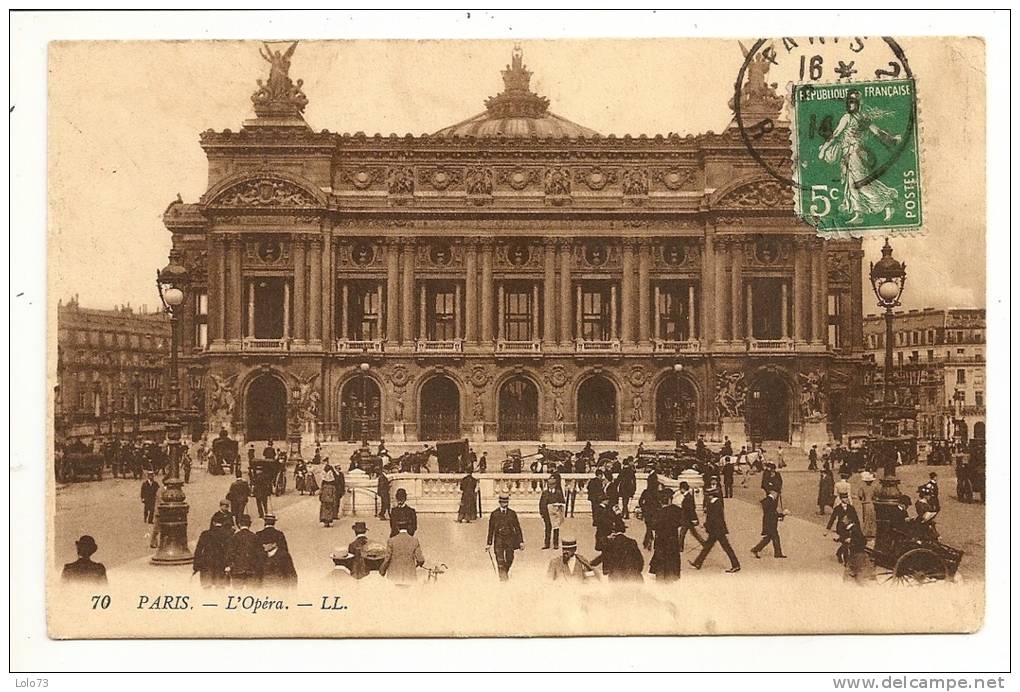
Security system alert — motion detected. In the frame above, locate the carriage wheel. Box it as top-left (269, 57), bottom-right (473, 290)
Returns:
top-left (893, 548), bottom-right (947, 585)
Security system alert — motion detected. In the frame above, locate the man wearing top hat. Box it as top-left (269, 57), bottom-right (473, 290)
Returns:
top-left (689, 485), bottom-right (741, 573)
top-left (257, 514), bottom-right (289, 555)
top-left (751, 489), bottom-right (787, 559)
top-left (61, 535), bottom-right (108, 585)
top-left (140, 470), bottom-right (159, 524)
top-left (486, 493), bottom-right (524, 581)
top-left (826, 493), bottom-right (860, 564)
top-left (389, 488), bottom-right (418, 537)
top-left (347, 521), bottom-right (372, 579)
top-left (547, 537), bottom-right (598, 582)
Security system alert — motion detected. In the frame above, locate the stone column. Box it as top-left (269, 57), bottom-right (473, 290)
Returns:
top-left (480, 241), bottom-right (494, 343)
top-left (283, 281), bottom-right (291, 340)
top-left (811, 242), bottom-right (824, 343)
top-left (308, 235), bottom-right (322, 346)
top-left (401, 239), bottom-right (415, 344)
top-left (386, 240), bottom-right (400, 342)
top-left (543, 242), bottom-right (556, 345)
top-left (621, 241), bottom-right (635, 343)
top-left (746, 282), bottom-right (754, 340)
top-left (340, 284), bottom-right (349, 339)
top-left (497, 283), bottom-right (505, 341)
top-left (228, 236), bottom-right (243, 342)
top-left (575, 284), bottom-right (583, 339)
top-left (531, 283), bottom-right (540, 340)
top-left (322, 231), bottom-right (333, 345)
top-left (688, 283), bottom-right (696, 340)
top-left (455, 283), bottom-right (462, 339)
top-left (637, 240), bottom-right (651, 343)
top-left (558, 240), bottom-right (573, 343)
top-left (701, 232), bottom-right (715, 344)
top-left (209, 235), bottom-right (225, 344)
top-left (819, 240), bottom-right (829, 347)
top-left (793, 239), bottom-right (806, 342)
top-left (653, 285), bottom-right (661, 339)
top-left (247, 280), bottom-right (255, 337)
top-left (730, 240), bottom-right (743, 341)
top-left (292, 236), bottom-right (306, 344)
top-left (464, 241), bottom-right (478, 343)
top-left (714, 237), bottom-right (728, 341)
top-left (419, 284), bottom-right (427, 341)
top-left (610, 284), bottom-right (618, 340)
top-left (781, 281), bottom-right (789, 339)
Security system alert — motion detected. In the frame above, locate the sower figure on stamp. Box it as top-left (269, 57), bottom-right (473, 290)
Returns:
top-left (486, 492), bottom-right (524, 581)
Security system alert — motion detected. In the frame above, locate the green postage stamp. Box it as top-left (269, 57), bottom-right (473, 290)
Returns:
top-left (791, 78), bottom-right (922, 234)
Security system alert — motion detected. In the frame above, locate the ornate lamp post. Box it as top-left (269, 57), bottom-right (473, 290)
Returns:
top-left (868, 239), bottom-right (908, 504)
top-left (151, 263), bottom-right (193, 565)
top-left (357, 362), bottom-right (371, 450)
top-left (672, 363), bottom-right (685, 448)
top-left (92, 381), bottom-right (103, 440)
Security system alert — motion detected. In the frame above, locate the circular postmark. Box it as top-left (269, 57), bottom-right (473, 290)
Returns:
top-left (733, 37), bottom-right (916, 192)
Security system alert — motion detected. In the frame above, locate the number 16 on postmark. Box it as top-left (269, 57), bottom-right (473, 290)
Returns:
top-left (791, 78), bottom-right (922, 235)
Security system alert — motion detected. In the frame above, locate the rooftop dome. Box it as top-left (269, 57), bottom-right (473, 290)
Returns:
top-left (433, 46), bottom-right (600, 139)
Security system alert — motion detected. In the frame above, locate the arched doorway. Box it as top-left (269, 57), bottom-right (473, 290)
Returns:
top-left (340, 376), bottom-right (381, 442)
top-left (498, 376), bottom-right (539, 441)
top-left (246, 374), bottom-right (287, 443)
top-left (420, 376), bottom-right (460, 441)
top-left (746, 372), bottom-right (791, 442)
top-left (973, 421), bottom-right (985, 440)
top-left (655, 377), bottom-right (698, 442)
top-left (577, 375), bottom-right (617, 441)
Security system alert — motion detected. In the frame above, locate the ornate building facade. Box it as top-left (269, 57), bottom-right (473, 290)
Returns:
top-left (164, 45), bottom-right (867, 450)
top-left (56, 297), bottom-right (171, 441)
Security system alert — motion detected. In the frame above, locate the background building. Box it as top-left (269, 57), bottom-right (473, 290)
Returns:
top-left (164, 45), bottom-right (869, 452)
top-left (863, 307), bottom-right (986, 442)
top-left (55, 297), bottom-right (170, 442)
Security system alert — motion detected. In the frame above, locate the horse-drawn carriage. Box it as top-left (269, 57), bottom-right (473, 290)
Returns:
top-left (867, 528), bottom-right (964, 585)
top-left (210, 432), bottom-right (238, 475)
top-left (56, 450), bottom-right (105, 482)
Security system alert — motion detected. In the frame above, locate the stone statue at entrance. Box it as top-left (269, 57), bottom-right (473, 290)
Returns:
top-left (552, 392), bottom-right (565, 422)
top-left (798, 370), bottom-right (828, 422)
top-left (715, 370), bottom-right (747, 419)
top-left (207, 372), bottom-right (238, 429)
top-left (252, 41), bottom-right (308, 115)
top-left (631, 391), bottom-right (643, 422)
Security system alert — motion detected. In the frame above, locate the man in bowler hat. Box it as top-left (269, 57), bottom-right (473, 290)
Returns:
top-left (486, 493), bottom-right (524, 581)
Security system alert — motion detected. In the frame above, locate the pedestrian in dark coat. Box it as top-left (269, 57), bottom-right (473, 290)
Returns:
top-left (210, 499), bottom-right (234, 529)
top-left (486, 493), bottom-right (524, 580)
top-left (638, 479), bottom-right (660, 551)
top-left (377, 471), bottom-right (391, 519)
top-left (678, 482), bottom-right (707, 551)
top-left (538, 478), bottom-right (566, 549)
top-left (722, 457), bottom-right (736, 498)
top-left (226, 476), bottom-right (251, 520)
top-left (690, 488), bottom-right (741, 572)
top-left (193, 520), bottom-right (231, 587)
top-left (586, 473), bottom-right (605, 525)
top-left (751, 490), bottom-right (787, 558)
top-left (252, 468), bottom-right (273, 519)
top-left (808, 445), bottom-right (819, 470)
top-left (618, 461), bottom-right (637, 518)
top-left (649, 494), bottom-right (684, 582)
top-left (817, 468), bottom-right (836, 515)
top-left (826, 495), bottom-right (861, 564)
top-left (256, 514), bottom-right (289, 555)
top-left (260, 517), bottom-right (297, 588)
top-left (347, 522), bottom-right (372, 579)
top-left (592, 498), bottom-right (617, 552)
top-left (61, 535), bottom-right (108, 585)
top-left (458, 471), bottom-right (479, 523)
top-left (226, 515), bottom-right (265, 587)
top-left (591, 530), bottom-right (645, 581)
top-left (389, 488), bottom-right (418, 537)
top-left (140, 472), bottom-right (159, 523)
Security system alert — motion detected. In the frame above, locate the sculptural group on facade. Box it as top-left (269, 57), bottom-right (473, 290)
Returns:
top-left (798, 370), bottom-right (828, 422)
top-left (715, 370), bottom-right (747, 419)
top-left (252, 41), bottom-right (309, 114)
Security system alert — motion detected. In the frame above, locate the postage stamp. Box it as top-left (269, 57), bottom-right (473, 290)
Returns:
top-left (791, 78), bottom-right (922, 233)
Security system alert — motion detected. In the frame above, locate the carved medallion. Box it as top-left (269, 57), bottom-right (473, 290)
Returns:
top-left (627, 365), bottom-right (647, 389)
top-left (498, 167), bottom-right (540, 191)
top-left (429, 242), bottom-right (453, 267)
top-left (662, 242), bottom-right (688, 266)
top-left (584, 243), bottom-right (609, 267)
top-left (575, 166), bottom-right (618, 191)
top-left (418, 166), bottom-right (464, 191)
top-left (352, 241), bottom-right (375, 266)
top-left (754, 238), bottom-right (781, 265)
top-left (469, 365), bottom-right (492, 389)
top-left (257, 240), bottom-right (283, 263)
top-left (545, 364), bottom-right (569, 389)
top-left (653, 167), bottom-right (697, 191)
top-left (387, 365), bottom-right (411, 389)
top-left (507, 242), bottom-right (531, 266)
top-left (339, 167), bottom-right (386, 190)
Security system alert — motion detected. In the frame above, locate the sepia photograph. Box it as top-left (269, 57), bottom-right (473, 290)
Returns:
top-left (9, 8), bottom-right (1011, 680)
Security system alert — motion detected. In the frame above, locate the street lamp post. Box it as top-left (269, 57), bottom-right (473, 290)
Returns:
top-left (868, 239), bottom-right (907, 504)
top-left (132, 371), bottom-right (141, 438)
top-left (358, 362), bottom-right (371, 450)
top-left (151, 263), bottom-right (193, 566)
top-left (672, 363), bottom-right (685, 449)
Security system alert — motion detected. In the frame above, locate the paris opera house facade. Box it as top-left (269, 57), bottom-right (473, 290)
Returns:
top-left (163, 46), bottom-right (867, 450)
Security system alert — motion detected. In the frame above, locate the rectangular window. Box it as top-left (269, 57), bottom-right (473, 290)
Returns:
top-left (503, 282), bottom-right (534, 341)
top-left (927, 349), bottom-right (934, 361)
top-left (897, 352), bottom-right (904, 366)
top-left (339, 281), bottom-right (383, 341)
top-left (193, 291), bottom-right (208, 348)
top-left (580, 283), bottom-right (613, 341)
top-left (655, 281), bottom-right (697, 340)
top-left (427, 282), bottom-right (458, 341)
top-left (956, 369), bottom-right (966, 385)
top-left (975, 391), bottom-right (983, 407)
top-left (827, 292), bottom-right (841, 348)
top-left (911, 350), bottom-right (919, 362)
top-left (245, 278), bottom-right (290, 339)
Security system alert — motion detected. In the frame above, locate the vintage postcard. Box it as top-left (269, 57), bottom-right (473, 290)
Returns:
top-left (44, 35), bottom-right (988, 640)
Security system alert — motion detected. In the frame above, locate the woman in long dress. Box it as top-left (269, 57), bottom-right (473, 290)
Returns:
top-left (857, 472), bottom-right (878, 539)
top-left (319, 465), bottom-right (338, 527)
top-left (818, 90), bottom-right (902, 224)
